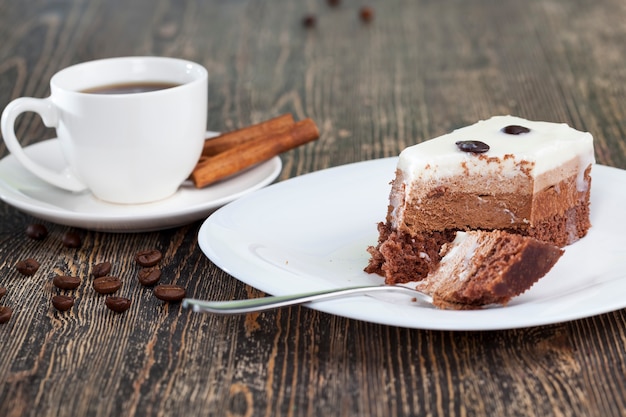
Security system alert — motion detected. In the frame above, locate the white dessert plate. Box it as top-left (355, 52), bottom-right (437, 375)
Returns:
top-left (0, 132), bottom-right (282, 232)
top-left (199, 158), bottom-right (626, 331)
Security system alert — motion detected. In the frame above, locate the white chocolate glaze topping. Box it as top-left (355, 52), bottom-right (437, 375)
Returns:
top-left (397, 115), bottom-right (595, 190)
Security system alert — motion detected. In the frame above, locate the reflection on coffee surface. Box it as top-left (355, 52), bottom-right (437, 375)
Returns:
top-left (81, 81), bottom-right (180, 94)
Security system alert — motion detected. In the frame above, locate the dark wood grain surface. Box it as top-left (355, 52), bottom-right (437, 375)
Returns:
top-left (1, 1), bottom-right (626, 416)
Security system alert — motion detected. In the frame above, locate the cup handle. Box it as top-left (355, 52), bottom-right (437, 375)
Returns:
top-left (1, 97), bottom-right (87, 192)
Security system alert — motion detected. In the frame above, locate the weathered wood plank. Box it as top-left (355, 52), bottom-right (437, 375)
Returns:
top-left (1, 1), bottom-right (626, 416)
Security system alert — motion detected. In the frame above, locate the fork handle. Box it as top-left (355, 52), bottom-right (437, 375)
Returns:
top-left (182, 285), bottom-right (430, 315)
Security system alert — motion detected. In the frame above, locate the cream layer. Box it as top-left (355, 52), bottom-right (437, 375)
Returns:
top-left (397, 115), bottom-right (595, 192)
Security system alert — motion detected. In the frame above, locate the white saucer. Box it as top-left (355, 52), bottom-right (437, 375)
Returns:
top-left (0, 133), bottom-right (282, 232)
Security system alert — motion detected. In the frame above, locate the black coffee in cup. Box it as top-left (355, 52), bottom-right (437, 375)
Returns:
top-left (81, 81), bottom-right (180, 94)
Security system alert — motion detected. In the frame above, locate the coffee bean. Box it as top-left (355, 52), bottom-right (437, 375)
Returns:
top-left (0, 286), bottom-right (6, 300)
top-left (62, 231), bottom-right (82, 248)
top-left (92, 276), bottom-right (122, 294)
top-left (0, 306), bottom-right (13, 324)
top-left (26, 223), bottom-right (48, 240)
top-left (153, 284), bottom-right (186, 302)
top-left (92, 262), bottom-right (112, 278)
top-left (455, 140), bottom-right (490, 154)
top-left (135, 250), bottom-right (162, 267)
top-left (359, 6), bottom-right (374, 22)
top-left (502, 125), bottom-right (530, 135)
top-left (52, 275), bottom-right (81, 290)
top-left (16, 258), bottom-right (40, 276)
top-left (105, 296), bottom-right (131, 313)
top-left (138, 268), bottom-right (161, 287)
top-left (327, 0), bottom-right (340, 6)
top-left (302, 14), bottom-right (316, 28)
top-left (52, 295), bottom-right (74, 311)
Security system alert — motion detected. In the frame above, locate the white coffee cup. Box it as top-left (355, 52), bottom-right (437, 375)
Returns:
top-left (1, 56), bottom-right (208, 204)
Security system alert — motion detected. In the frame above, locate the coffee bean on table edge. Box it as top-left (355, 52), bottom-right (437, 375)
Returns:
top-left (359, 6), bottom-right (374, 22)
top-left (0, 286), bottom-right (6, 299)
top-left (52, 295), bottom-right (74, 311)
top-left (92, 276), bottom-right (122, 294)
top-left (302, 14), bottom-right (316, 28)
top-left (0, 306), bottom-right (12, 324)
top-left (53, 275), bottom-right (81, 290)
top-left (135, 250), bottom-right (162, 267)
top-left (138, 268), bottom-right (162, 287)
top-left (92, 261), bottom-right (112, 278)
top-left (16, 258), bottom-right (40, 276)
top-left (153, 284), bottom-right (186, 302)
top-left (62, 231), bottom-right (82, 248)
top-left (105, 296), bottom-right (131, 313)
top-left (26, 223), bottom-right (48, 240)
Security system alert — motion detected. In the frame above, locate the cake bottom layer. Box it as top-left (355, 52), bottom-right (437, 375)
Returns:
top-left (365, 223), bottom-right (455, 284)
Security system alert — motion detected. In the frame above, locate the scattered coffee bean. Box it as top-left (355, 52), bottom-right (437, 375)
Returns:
top-left (105, 296), bottom-right (131, 313)
top-left (359, 6), bottom-right (374, 22)
top-left (62, 231), bottom-right (82, 248)
top-left (135, 249), bottom-right (162, 267)
top-left (0, 306), bottom-right (13, 324)
top-left (327, 0), bottom-right (340, 6)
top-left (16, 258), bottom-right (40, 276)
top-left (502, 125), bottom-right (530, 135)
top-left (92, 262), bottom-right (112, 278)
top-left (302, 14), bottom-right (316, 28)
top-left (52, 275), bottom-right (81, 290)
top-left (52, 295), bottom-right (74, 311)
top-left (138, 268), bottom-right (162, 287)
top-left (456, 140), bottom-right (490, 154)
top-left (92, 276), bottom-right (122, 294)
top-left (0, 286), bottom-right (6, 300)
top-left (153, 284), bottom-right (186, 303)
top-left (26, 223), bottom-right (48, 240)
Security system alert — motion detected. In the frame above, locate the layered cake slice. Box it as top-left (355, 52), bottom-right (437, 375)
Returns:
top-left (366, 115), bottom-right (594, 286)
top-left (415, 230), bottom-right (564, 309)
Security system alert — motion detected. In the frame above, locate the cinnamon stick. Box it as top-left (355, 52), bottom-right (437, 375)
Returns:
top-left (202, 113), bottom-right (295, 157)
top-left (191, 118), bottom-right (319, 188)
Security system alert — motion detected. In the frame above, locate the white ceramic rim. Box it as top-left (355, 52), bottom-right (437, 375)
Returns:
top-left (50, 56), bottom-right (208, 95)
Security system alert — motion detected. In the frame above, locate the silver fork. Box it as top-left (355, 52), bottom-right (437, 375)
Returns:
top-left (182, 285), bottom-right (434, 314)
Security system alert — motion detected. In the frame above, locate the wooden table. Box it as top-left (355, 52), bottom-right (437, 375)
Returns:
top-left (1, 1), bottom-right (625, 416)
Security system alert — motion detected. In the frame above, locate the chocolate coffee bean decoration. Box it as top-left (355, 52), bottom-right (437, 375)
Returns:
top-left (53, 275), bottom-right (81, 290)
top-left (16, 258), bottom-right (40, 276)
top-left (0, 306), bottom-right (13, 324)
top-left (26, 223), bottom-right (48, 240)
top-left (105, 296), bottom-right (131, 313)
top-left (138, 268), bottom-right (162, 287)
top-left (92, 262), bottom-right (112, 278)
top-left (456, 140), bottom-right (490, 154)
top-left (52, 295), bottom-right (74, 311)
top-left (135, 250), bottom-right (162, 267)
top-left (92, 276), bottom-right (122, 294)
top-left (502, 125), bottom-right (530, 135)
top-left (153, 284), bottom-right (186, 302)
